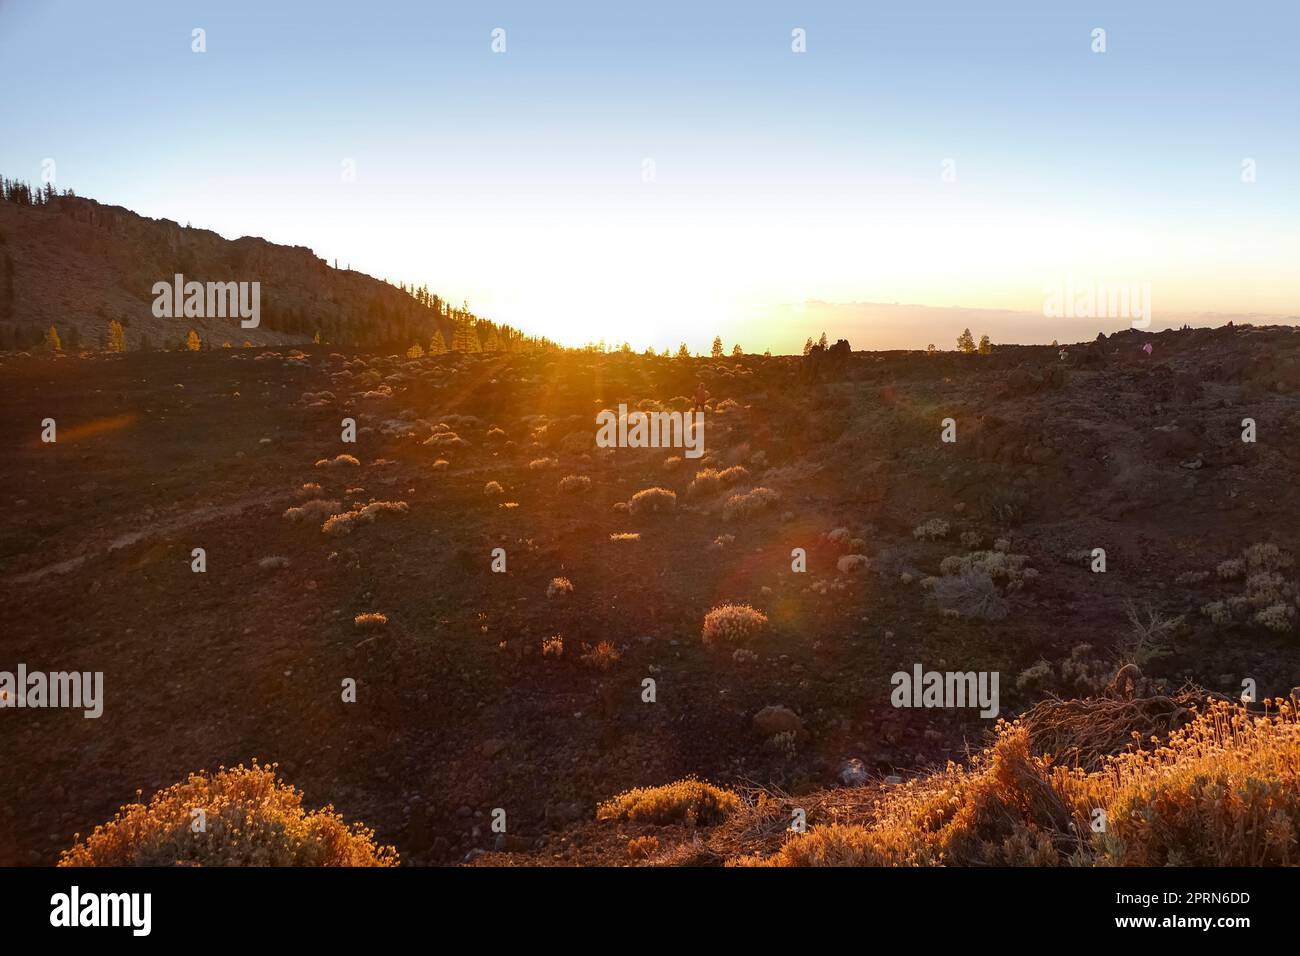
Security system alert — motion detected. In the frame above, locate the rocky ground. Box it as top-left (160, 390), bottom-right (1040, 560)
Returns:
top-left (2, 324), bottom-right (1299, 865)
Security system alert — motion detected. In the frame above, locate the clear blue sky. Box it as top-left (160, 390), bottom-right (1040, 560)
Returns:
top-left (1, 0), bottom-right (1296, 349)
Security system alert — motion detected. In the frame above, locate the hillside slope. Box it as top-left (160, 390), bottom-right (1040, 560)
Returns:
top-left (0, 191), bottom-right (454, 351)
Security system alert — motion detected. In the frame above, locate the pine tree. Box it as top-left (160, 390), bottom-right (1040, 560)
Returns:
top-left (429, 331), bottom-right (447, 355)
top-left (676, 343), bottom-right (690, 359)
top-left (978, 334), bottom-right (992, 354)
top-left (452, 315), bottom-right (476, 352)
top-left (407, 343), bottom-right (425, 358)
top-left (313, 330), bottom-right (322, 345)
top-left (711, 336), bottom-right (723, 358)
top-left (956, 328), bottom-right (976, 353)
top-left (186, 329), bottom-right (201, 351)
top-left (818, 332), bottom-right (828, 349)
top-left (803, 337), bottom-right (814, 356)
top-left (107, 319), bottom-right (126, 353)
top-left (731, 344), bottom-right (742, 357)
top-left (45, 325), bottom-right (61, 351)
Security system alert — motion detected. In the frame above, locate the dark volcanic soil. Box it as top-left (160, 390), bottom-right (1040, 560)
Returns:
top-left (3, 327), bottom-right (1300, 865)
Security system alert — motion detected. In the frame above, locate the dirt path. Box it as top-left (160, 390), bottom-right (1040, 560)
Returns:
top-left (3, 489), bottom-right (295, 586)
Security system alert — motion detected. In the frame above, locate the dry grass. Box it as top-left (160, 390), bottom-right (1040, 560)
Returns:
top-left (597, 778), bottom-right (742, 826)
top-left (59, 762), bottom-right (397, 866)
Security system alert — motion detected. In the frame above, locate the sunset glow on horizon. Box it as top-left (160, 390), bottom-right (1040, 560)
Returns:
top-left (2, 0), bottom-right (1295, 352)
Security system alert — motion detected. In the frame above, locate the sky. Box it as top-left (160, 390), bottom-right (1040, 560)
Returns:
top-left (1, 0), bottom-right (1296, 352)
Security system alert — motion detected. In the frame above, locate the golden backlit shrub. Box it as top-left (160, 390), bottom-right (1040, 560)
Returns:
top-left (315, 453), bottom-right (360, 469)
top-left (702, 603), bottom-right (768, 645)
top-left (547, 577), bottom-right (574, 598)
top-left (687, 468), bottom-right (723, 496)
top-left (721, 486), bottom-right (779, 521)
top-left (580, 640), bottom-right (622, 671)
top-left (558, 474), bottom-right (591, 494)
top-left (747, 699), bottom-right (1300, 867)
top-left (59, 762), bottom-right (397, 867)
top-left (320, 499), bottom-right (408, 535)
top-left (483, 480), bottom-right (504, 496)
top-left (597, 778), bottom-right (741, 826)
top-left (629, 487), bottom-right (677, 516)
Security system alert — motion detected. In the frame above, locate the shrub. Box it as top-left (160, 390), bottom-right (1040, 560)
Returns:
top-left (702, 604), bottom-right (768, 645)
top-left (837, 554), bottom-right (869, 573)
top-left (912, 518), bottom-right (950, 540)
top-left (580, 641), bottom-right (622, 671)
top-left (283, 499), bottom-right (342, 522)
top-left (354, 612), bottom-right (388, 630)
top-left (718, 465), bottom-right (749, 484)
top-left (547, 577), bottom-right (574, 598)
top-left (597, 778), bottom-right (741, 826)
top-left (739, 698), bottom-right (1300, 867)
top-left (542, 636), bottom-right (564, 658)
top-left (687, 469), bottom-right (723, 497)
top-left (483, 481), bottom-right (504, 496)
top-left (610, 532), bottom-right (640, 543)
top-left (315, 454), bottom-right (360, 469)
top-left (630, 487), bottom-right (677, 517)
top-left (558, 474), bottom-right (591, 494)
top-left (627, 835), bottom-right (660, 860)
top-left (59, 763), bottom-right (397, 866)
top-left (722, 487), bottom-right (780, 521)
top-left (929, 568), bottom-right (1008, 620)
top-left (528, 457), bottom-right (558, 470)
top-left (1217, 558), bottom-right (1245, 580)
top-left (321, 500), bottom-right (408, 535)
